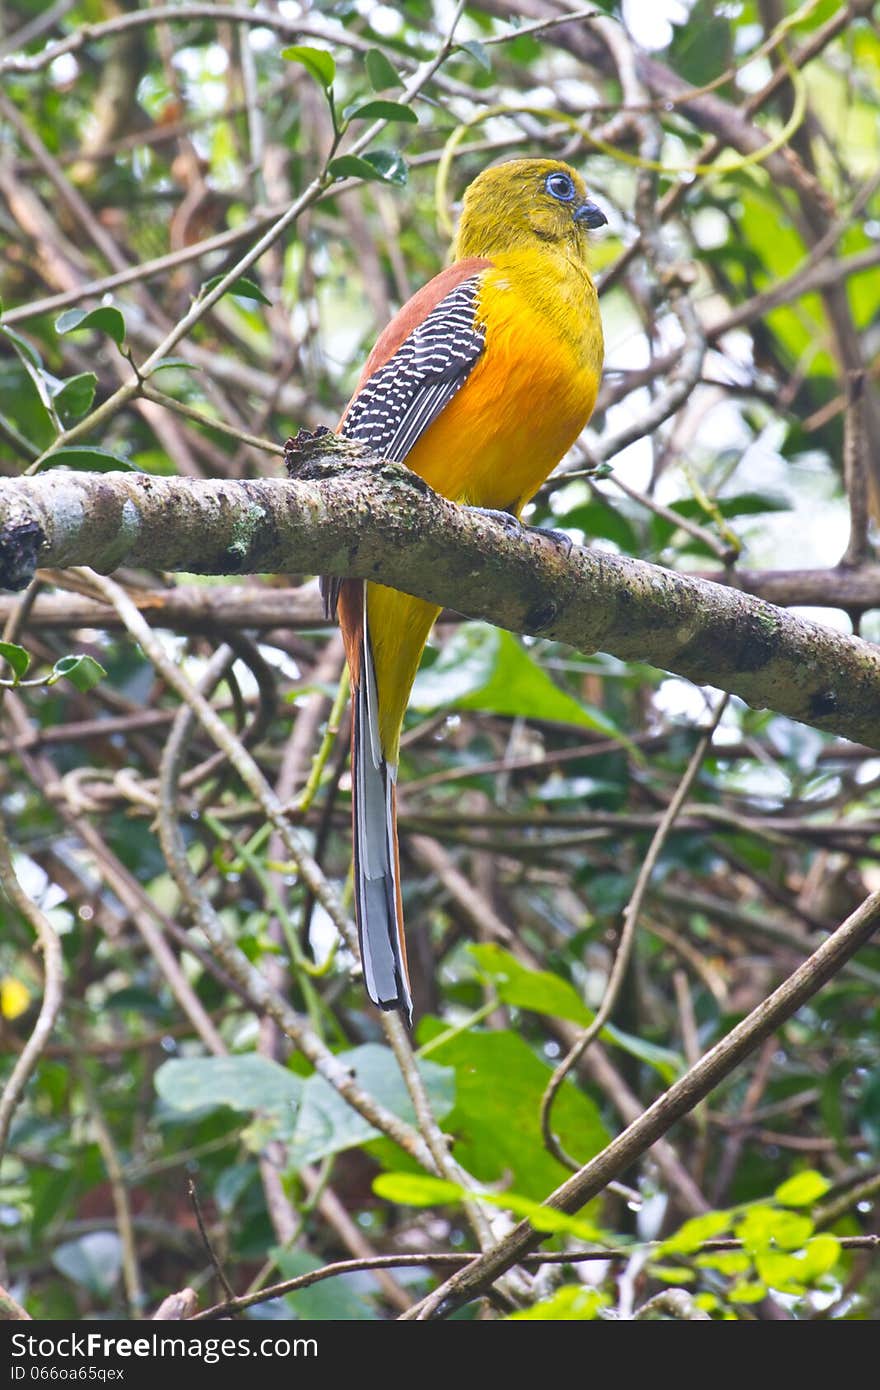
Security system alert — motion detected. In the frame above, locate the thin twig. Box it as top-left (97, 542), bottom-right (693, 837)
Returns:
top-left (404, 882), bottom-right (880, 1318)
top-left (79, 1065), bottom-right (146, 1317)
top-left (192, 1233), bottom-right (880, 1320)
top-left (187, 1178), bottom-right (236, 1304)
top-left (540, 694), bottom-right (729, 1167)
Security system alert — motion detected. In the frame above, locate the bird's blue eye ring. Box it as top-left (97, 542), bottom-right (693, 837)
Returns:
top-left (545, 171), bottom-right (576, 202)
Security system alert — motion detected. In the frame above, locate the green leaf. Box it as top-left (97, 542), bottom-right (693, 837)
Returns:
top-left (55, 305), bottom-right (126, 346)
top-left (214, 1162), bottom-right (257, 1215)
top-left (329, 154), bottom-right (386, 182)
top-left (277, 1044), bottom-right (454, 1168)
top-left (149, 357), bottom-right (198, 374)
top-left (0, 322), bottom-right (43, 368)
top-left (796, 1234), bottom-right (841, 1281)
top-left (342, 99), bottom-right (418, 124)
top-left (659, 1210), bottom-right (733, 1255)
top-left (412, 623), bottom-right (624, 737)
top-left (555, 497), bottom-right (639, 553)
top-left (329, 150), bottom-right (408, 186)
top-left (486, 1190), bottom-right (599, 1241)
top-left (458, 38), bottom-right (492, 71)
top-left (272, 1248), bottom-right (376, 1320)
top-left (0, 641), bottom-right (30, 680)
top-left (737, 1205), bottom-right (813, 1254)
top-left (159, 1047), bottom-right (453, 1168)
top-left (754, 1239), bottom-right (839, 1294)
top-left (729, 1279), bottom-right (766, 1304)
top-left (362, 148), bottom-right (408, 185)
top-left (281, 45), bottom-right (336, 89)
top-left (365, 47), bottom-right (402, 91)
top-left (419, 1026), bottom-right (608, 1197)
top-left (0, 350), bottom-right (57, 450)
top-left (201, 274), bottom-right (271, 306)
top-left (774, 1170), bottom-right (831, 1207)
top-left (34, 446), bottom-right (136, 473)
top-left (467, 944), bottom-right (680, 1080)
top-left (52, 1232), bottom-right (122, 1299)
top-left (470, 943), bottom-right (591, 1024)
top-left (600, 1025), bottom-right (683, 1082)
top-left (52, 372), bottom-right (97, 423)
top-left (509, 1286), bottom-right (607, 1320)
top-left (156, 1055), bottom-right (303, 1115)
top-left (51, 654), bottom-right (107, 692)
top-left (372, 1173), bottom-right (464, 1206)
top-left (649, 1264), bottom-right (696, 1284)
top-left (694, 1251), bottom-right (751, 1275)
top-left (373, 1172), bottom-right (600, 1242)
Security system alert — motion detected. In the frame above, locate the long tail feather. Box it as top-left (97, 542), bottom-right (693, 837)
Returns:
top-left (340, 580), bottom-right (413, 1024)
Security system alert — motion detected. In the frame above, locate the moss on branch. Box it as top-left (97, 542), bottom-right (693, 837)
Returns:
top-left (2, 440), bottom-right (880, 747)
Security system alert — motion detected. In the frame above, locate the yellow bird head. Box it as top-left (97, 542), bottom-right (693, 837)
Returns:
top-left (453, 158), bottom-right (607, 261)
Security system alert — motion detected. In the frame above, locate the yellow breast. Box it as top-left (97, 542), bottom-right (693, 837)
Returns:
top-left (403, 250), bottom-right (603, 514)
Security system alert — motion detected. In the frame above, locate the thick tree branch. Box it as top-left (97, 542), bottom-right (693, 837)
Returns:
top-left (2, 441), bottom-right (880, 747)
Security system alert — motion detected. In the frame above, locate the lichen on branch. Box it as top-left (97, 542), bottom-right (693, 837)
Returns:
top-left (2, 438), bottom-right (880, 747)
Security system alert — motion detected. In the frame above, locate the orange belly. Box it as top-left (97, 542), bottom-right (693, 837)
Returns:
top-left (367, 269), bottom-right (602, 761)
top-left (404, 279), bottom-right (599, 512)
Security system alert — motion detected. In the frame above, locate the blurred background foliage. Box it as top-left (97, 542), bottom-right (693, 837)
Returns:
top-left (0, 0), bottom-right (879, 1321)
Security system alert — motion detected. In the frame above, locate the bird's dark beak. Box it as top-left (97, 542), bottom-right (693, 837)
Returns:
top-left (574, 199), bottom-right (608, 229)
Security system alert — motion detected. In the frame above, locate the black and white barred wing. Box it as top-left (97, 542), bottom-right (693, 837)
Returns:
top-left (322, 275), bottom-right (486, 620)
top-left (341, 276), bottom-right (486, 462)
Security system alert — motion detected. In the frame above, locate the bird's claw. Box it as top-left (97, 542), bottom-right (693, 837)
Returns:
top-left (467, 506), bottom-right (522, 536)
top-left (467, 510), bottom-right (575, 557)
top-left (530, 525), bottom-right (575, 558)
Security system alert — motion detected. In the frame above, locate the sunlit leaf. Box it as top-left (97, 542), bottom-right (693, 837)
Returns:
top-left (659, 1210), bottom-right (733, 1255)
top-left (729, 1279), bottom-right (766, 1304)
top-left (736, 1206), bottom-right (813, 1254)
top-left (373, 1172), bottom-right (600, 1241)
top-left (0, 641), bottom-right (30, 680)
top-left (281, 45), bottom-right (336, 89)
top-left (509, 1286), bottom-right (608, 1320)
top-left (774, 1170), bottom-right (831, 1208)
top-left (372, 1173), bottom-right (463, 1206)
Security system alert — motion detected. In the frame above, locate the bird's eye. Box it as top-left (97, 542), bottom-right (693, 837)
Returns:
top-left (545, 171), bottom-right (576, 202)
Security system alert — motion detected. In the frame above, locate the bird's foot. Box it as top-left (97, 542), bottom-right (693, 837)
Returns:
top-left (529, 525), bottom-right (575, 558)
top-left (467, 506), bottom-right (522, 537)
